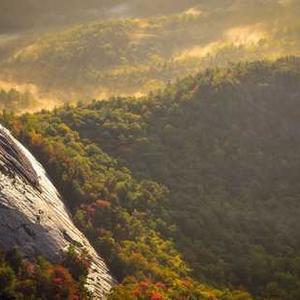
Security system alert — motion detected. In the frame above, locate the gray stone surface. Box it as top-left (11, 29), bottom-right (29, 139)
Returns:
top-left (0, 125), bottom-right (113, 299)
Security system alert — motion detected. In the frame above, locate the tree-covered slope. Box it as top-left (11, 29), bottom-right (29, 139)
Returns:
top-left (0, 247), bottom-right (91, 299)
top-left (0, 88), bottom-right (38, 112)
top-left (3, 57), bottom-right (300, 299)
top-left (1, 0), bottom-right (300, 104)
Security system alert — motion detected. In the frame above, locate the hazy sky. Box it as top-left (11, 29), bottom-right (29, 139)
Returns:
top-left (0, 0), bottom-right (210, 33)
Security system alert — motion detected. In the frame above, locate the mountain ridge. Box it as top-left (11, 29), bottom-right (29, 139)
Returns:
top-left (0, 0), bottom-right (299, 110)
top-left (2, 57), bottom-right (300, 298)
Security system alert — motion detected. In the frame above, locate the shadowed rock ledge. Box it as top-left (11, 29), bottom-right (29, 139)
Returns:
top-left (0, 125), bottom-right (113, 299)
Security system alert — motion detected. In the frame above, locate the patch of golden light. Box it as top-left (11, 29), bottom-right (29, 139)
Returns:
top-left (132, 91), bottom-right (145, 98)
top-left (13, 43), bottom-right (41, 61)
top-left (184, 7), bottom-right (203, 16)
top-left (0, 80), bottom-right (60, 113)
top-left (133, 19), bottom-right (151, 29)
top-left (278, 0), bottom-right (294, 7)
top-left (174, 42), bottom-right (220, 61)
top-left (0, 80), bottom-right (39, 94)
top-left (175, 23), bottom-right (269, 61)
top-left (224, 24), bottom-right (268, 47)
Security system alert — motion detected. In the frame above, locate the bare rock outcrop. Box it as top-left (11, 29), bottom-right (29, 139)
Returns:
top-left (0, 125), bottom-right (113, 299)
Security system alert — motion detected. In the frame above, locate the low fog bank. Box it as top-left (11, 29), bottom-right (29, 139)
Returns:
top-left (0, 0), bottom-right (238, 34)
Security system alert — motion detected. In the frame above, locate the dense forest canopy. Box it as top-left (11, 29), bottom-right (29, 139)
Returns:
top-left (3, 57), bottom-right (300, 299)
top-left (0, 246), bottom-right (92, 299)
top-left (1, 1), bottom-right (300, 299)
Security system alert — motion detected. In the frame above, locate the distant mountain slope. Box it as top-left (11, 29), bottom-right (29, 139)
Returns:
top-left (3, 57), bottom-right (300, 299)
top-left (1, 0), bottom-right (299, 104)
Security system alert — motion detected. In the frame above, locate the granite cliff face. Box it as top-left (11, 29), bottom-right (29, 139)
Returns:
top-left (0, 124), bottom-right (113, 299)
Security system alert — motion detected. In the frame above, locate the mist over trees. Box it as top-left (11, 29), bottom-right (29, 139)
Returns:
top-left (0, 1), bottom-right (300, 299)
top-left (0, 0), bottom-right (194, 33)
top-left (0, 0), bottom-right (299, 108)
top-left (3, 57), bottom-right (300, 299)
top-left (2, 0), bottom-right (298, 33)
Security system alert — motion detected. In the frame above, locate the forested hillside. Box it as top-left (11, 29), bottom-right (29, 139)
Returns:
top-left (0, 88), bottom-right (37, 112)
top-left (1, 0), bottom-right (299, 104)
top-left (0, 247), bottom-right (91, 299)
top-left (2, 57), bottom-right (300, 299)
